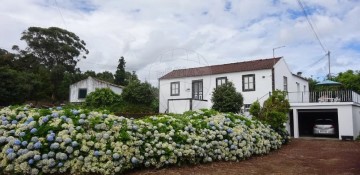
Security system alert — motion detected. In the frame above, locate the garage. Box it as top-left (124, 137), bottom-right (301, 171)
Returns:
top-left (297, 109), bottom-right (339, 138)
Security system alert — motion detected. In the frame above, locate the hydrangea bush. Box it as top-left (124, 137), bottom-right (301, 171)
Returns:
top-left (0, 106), bottom-right (283, 175)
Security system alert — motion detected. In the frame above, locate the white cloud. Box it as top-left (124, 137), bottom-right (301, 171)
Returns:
top-left (1, 0), bottom-right (360, 85)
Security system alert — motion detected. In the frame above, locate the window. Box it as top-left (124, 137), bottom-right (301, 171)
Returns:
top-left (283, 76), bottom-right (288, 91)
top-left (304, 85), bottom-right (306, 92)
top-left (78, 88), bottom-right (87, 99)
top-left (244, 104), bottom-right (251, 113)
top-left (242, 74), bottom-right (255, 91)
top-left (170, 82), bottom-right (180, 96)
top-left (216, 77), bottom-right (227, 87)
top-left (192, 80), bottom-right (203, 100)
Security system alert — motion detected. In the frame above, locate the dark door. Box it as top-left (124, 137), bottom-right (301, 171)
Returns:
top-left (192, 80), bottom-right (203, 100)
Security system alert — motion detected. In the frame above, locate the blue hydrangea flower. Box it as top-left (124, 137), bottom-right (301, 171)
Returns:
top-left (50, 143), bottom-right (60, 150)
top-left (71, 141), bottom-right (78, 147)
top-left (14, 139), bottom-right (21, 145)
top-left (28, 159), bottom-right (34, 165)
top-left (0, 136), bottom-right (7, 143)
top-left (34, 142), bottom-right (42, 149)
top-left (42, 117), bottom-right (49, 123)
top-left (2, 121), bottom-right (8, 125)
top-left (79, 114), bottom-right (86, 119)
top-left (227, 128), bottom-right (233, 134)
top-left (30, 128), bottom-right (37, 134)
top-left (76, 126), bottom-right (81, 130)
top-left (94, 151), bottom-right (100, 156)
top-left (7, 152), bottom-right (16, 160)
top-left (6, 148), bottom-right (14, 154)
top-left (51, 113), bottom-right (59, 118)
top-left (8, 130), bottom-right (15, 134)
top-left (72, 110), bottom-right (79, 115)
top-left (56, 106), bottom-right (62, 110)
top-left (34, 155), bottom-right (41, 161)
top-left (64, 138), bottom-right (72, 144)
top-left (78, 119), bottom-right (85, 124)
top-left (19, 132), bottom-right (26, 137)
top-left (131, 157), bottom-right (138, 164)
top-left (11, 120), bottom-right (18, 124)
top-left (47, 135), bottom-right (54, 142)
top-left (112, 153), bottom-right (120, 159)
top-left (27, 117), bottom-right (34, 122)
top-left (60, 116), bottom-right (67, 120)
top-left (42, 154), bottom-right (48, 160)
top-left (31, 137), bottom-right (39, 143)
top-left (58, 162), bottom-right (63, 167)
top-left (22, 141), bottom-right (28, 147)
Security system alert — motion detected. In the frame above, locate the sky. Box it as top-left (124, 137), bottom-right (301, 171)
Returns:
top-left (1, 0), bottom-right (360, 85)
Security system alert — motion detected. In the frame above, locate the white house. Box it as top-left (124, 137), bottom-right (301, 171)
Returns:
top-left (159, 57), bottom-right (360, 140)
top-left (69, 76), bottom-right (123, 103)
top-left (159, 57), bottom-right (308, 114)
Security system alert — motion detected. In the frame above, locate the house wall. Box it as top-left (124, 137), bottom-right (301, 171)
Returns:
top-left (290, 103), bottom-right (356, 140)
top-left (70, 77), bottom-right (123, 103)
top-left (274, 59), bottom-right (309, 93)
top-left (159, 69), bottom-right (273, 113)
top-left (353, 105), bottom-right (360, 138)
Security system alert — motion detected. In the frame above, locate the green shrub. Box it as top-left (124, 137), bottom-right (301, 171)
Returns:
top-left (121, 81), bottom-right (155, 106)
top-left (250, 90), bottom-right (290, 144)
top-left (84, 88), bottom-right (121, 108)
top-left (211, 82), bottom-right (243, 113)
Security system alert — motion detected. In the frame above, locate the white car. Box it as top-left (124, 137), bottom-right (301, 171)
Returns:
top-left (313, 119), bottom-right (335, 135)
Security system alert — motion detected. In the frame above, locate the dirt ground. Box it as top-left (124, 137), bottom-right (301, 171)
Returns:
top-left (125, 138), bottom-right (360, 175)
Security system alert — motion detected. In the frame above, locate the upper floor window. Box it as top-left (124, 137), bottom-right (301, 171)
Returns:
top-left (170, 82), bottom-right (180, 96)
top-left (216, 77), bottom-right (227, 87)
top-left (78, 88), bottom-right (87, 99)
top-left (283, 76), bottom-right (288, 91)
top-left (242, 74), bottom-right (255, 91)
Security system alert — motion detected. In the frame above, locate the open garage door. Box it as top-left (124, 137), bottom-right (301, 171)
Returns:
top-left (298, 109), bottom-right (339, 138)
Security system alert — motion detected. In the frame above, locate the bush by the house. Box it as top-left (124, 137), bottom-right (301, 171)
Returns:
top-left (250, 90), bottom-right (290, 143)
top-left (211, 82), bottom-right (243, 113)
top-left (0, 106), bottom-right (283, 175)
top-left (84, 88), bottom-right (121, 109)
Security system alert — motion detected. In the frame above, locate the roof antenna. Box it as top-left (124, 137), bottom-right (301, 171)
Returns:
top-left (272, 46), bottom-right (285, 65)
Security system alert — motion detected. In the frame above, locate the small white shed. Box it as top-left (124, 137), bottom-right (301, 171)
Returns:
top-left (69, 76), bottom-right (123, 103)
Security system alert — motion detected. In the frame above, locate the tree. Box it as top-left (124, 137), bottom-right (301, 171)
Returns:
top-left (97, 71), bottom-right (114, 83)
top-left (18, 27), bottom-right (89, 102)
top-left (211, 82), bottom-right (243, 113)
top-left (122, 81), bottom-right (155, 106)
top-left (84, 70), bottom-right (96, 78)
top-left (334, 70), bottom-right (360, 93)
top-left (114, 56), bottom-right (126, 85)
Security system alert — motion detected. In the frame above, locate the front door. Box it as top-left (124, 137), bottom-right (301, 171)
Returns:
top-left (192, 80), bottom-right (203, 100)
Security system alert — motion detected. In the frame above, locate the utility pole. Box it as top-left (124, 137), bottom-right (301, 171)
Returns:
top-left (273, 46), bottom-right (286, 58)
top-left (327, 51), bottom-right (331, 79)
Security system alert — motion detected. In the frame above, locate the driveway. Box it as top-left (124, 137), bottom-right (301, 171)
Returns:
top-left (126, 139), bottom-right (360, 175)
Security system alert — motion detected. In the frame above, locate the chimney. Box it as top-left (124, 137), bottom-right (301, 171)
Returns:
top-left (297, 72), bottom-right (302, 76)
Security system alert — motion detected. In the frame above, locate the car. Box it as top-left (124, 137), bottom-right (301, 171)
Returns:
top-left (313, 119), bottom-right (335, 135)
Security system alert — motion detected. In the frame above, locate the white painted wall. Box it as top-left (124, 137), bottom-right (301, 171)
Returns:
top-left (159, 69), bottom-right (273, 113)
top-left (290, 103), bottom-right (357, 140)
top-left (168, 100), bottom-right (190, 114)
top-left (69, 77), bottom-right (123, 103)
top-left (352, 105), bottom-right (360, 138)
top-left (273, 59), bottom-right (309, 93)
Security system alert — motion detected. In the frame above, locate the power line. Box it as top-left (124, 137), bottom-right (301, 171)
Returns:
top-left (54, 0), bottom-right (67, 29)
top-left (297, 54), bottom-right (327, 72)
top-left (296, 0), bottom-right (327, 53)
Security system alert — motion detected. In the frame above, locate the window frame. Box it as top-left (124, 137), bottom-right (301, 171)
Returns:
top-left (283, 76), bottom-right (288, 92)
top-left (242, 74), bottom-right (255, 92)
top-left (244, 104), bottom-right (251, 113)
top-left (170, 81), bottom-right (180, 96)
top-left (192, 80), bottom-right (203, 100)
top-left (216, 77), bottom-right (227, 88)
top-left (78, 88), bottom-right (88, 99)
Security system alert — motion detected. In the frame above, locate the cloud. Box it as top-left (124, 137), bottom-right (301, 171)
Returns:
top-left (0, 0), bottom-right (360, 85)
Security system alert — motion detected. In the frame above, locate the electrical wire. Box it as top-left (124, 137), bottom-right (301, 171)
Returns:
top-left (297, 54), bottom-right (327, 73)
top-left (54, 0), bottom-right (67, 29)
top-left (296, 0), bottom-right (327, 53)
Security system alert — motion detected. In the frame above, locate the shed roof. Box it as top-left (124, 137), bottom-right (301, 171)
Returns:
top-left (160, 57), bottom-right (282, 80)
